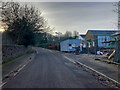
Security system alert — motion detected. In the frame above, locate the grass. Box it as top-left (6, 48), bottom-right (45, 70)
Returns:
top-left (1, 47), bottom-right (35, 66)
top-left (1, 53), bottom-right (29, 78)
top-left (1, 47), bottom-right (36, 78)
top-left (1, 53), bottom-right (29, 66)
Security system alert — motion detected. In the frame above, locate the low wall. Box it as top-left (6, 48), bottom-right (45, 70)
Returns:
top-left (2, 45), bottom-right (30, 63)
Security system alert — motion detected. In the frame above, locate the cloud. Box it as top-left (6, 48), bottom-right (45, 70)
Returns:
top-left (2, 0), bottom-right (120, 2)
top-left (26, 2), bottom-right (118, 34)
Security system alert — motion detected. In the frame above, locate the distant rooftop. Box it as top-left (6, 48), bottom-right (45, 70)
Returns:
top-left (111, 31), bottom-right (120, 37)
top-left (80, 34), bottom-right (86, 39)
top-left (88, 30), bottom-right (118, 36)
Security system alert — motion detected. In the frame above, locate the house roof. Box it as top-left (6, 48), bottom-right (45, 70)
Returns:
top-left (80, 35), bottom-right (86, 39)
top-left (111, 32), bottom-right (120, 37)
top-left (88, 30), bottom-right (118, 36)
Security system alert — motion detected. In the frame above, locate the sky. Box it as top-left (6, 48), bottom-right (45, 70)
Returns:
top-left (3, 0), bottom-right (120, 2)
top-left (16, 2), bottom-right (120, 34)
top-left (28, 2), bottom-right (118, 34)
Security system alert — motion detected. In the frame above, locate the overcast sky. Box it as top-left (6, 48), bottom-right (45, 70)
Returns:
top-left (27, 2), bottom-right (118, 34)
top-left (3, 0), bottom-right (120, 2)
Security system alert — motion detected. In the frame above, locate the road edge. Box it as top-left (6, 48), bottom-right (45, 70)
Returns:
top-left (63, 55), bottom-right (120, 88)
top-left (1, 52), bottom-right (36, 88)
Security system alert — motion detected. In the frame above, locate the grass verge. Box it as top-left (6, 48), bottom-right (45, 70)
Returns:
top-left (1, 53), bottom-right (29, 66)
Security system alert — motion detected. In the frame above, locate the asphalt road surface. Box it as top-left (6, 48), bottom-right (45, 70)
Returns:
top-left (3, 48), bottom-right (107, 88)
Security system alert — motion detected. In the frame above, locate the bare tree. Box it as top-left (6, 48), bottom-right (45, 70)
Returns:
top-left (73, 31), bottom-right (79, 39)
top-left (1, 2), bottom-right (46, 46)
top-left (64, 31), bottom-right (72, 38)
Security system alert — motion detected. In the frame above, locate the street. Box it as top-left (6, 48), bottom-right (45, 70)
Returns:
top-left (3, 48), bottom-right (107, 88)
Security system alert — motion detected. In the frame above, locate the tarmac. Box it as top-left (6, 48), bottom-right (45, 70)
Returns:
top-left (63, 53), bottom-right (120, 83)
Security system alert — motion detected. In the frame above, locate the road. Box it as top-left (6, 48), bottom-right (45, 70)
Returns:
top-left (3, 48), bottom-right (107, 88)
top-left (63, 53), bottom-right (119, 82)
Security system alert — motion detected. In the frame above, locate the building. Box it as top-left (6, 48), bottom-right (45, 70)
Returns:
top-left (102, 32), bottom-right (120, 63)
top-left (60, 39), bottom-right (82, 52)
top-left (102, 32), bottom-right (120, 48)
top-left (85, 30), bottom-right (118, 48)
top-left (78, 34), bottom-right (86, 40)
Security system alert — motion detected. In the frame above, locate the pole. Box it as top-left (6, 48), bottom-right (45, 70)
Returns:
top-left (87, 41), bottom-right (89, 56)
top-left (94, 38), bottom-right (96, 59)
